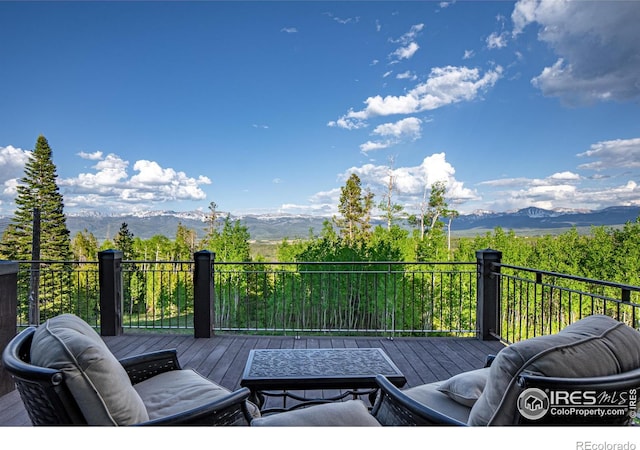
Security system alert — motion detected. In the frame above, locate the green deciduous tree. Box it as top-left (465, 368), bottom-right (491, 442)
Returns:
top-left (71, 229), bottom-right (99, 261)
top-left (333, 173), bottom-right (374, 246)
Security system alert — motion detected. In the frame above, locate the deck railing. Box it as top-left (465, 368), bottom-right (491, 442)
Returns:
top-left (3, 249), bottom-right (640, 342)
top-left (213, 261), bottom-right (477, 336)
top-left (494, 262), bottom-right (640, 344)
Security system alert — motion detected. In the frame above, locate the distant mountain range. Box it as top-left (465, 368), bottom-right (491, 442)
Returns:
top-left (2, 206), bottom-right (639, 242)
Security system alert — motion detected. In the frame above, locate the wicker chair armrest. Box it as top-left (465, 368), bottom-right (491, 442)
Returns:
top-left (119, 349), bottom-right (181, 384)
top-left (136, 387), bottom-right (253, 426)
top-left (2, 328), bottom-right (59, 383)
top-left (372, 374), bottom-right (467, 426)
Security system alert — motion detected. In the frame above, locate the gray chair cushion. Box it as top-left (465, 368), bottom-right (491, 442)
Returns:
top-left (30, 314), bottom-right (149, 425)
top-left (468, 314), bottom-right (640, 425)
top-left (404, 381), bottom-right (473, 423)
top-left (436, 367), bottom-right (490, 407)
top-left (134, 369), bottom-right (233, 420)
top-left (250, 400), bottom-right (381, 426)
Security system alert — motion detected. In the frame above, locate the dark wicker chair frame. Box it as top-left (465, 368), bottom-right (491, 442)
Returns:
top-left (372, 357), bottom-right (640, 426)
top-left (2, 327), bottom-right (254, 426)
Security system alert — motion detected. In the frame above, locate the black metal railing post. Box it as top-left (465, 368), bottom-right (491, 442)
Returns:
top-left (194, 250), bottom-right (215, 338)
top-left (98, 250), bottom-right (123, 336)
top-left (0, 261), bottom-right (18, 396)
top-left (476, 249), bottom-right (502, 340)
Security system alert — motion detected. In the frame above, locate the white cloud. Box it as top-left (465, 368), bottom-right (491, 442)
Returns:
top-left (486, 31), bottom-right (508, 49)
top-left (60, 153), bottom-right (211, 210)
top-left (0, 145), bottom-right (31, 205)
top-left (372, 117), bottom-right (422, 139)
top-left (512, 0), bottom-right (640, 104)
top-left (0, 145), bottom-right (30, 181)
top-left (388, 24), bottom-right (424, 62)
top-left (391, 23), bottom-right (424, 45)
top-left (360, 141), bottom-right (391, 153)
top-left (463, 50), bottom-right (474, 60)
top-left (332, 65), bottom-right (503, 129)
top-left (360, 118), bottom-right (423, 154)
top-left (280, 27), bottom-right (297, 33)
top-left (390, 42), bottom-right (420, 61)
top-left (77, 151), bottom-right (103, 160)
top-left (3, 178), bottom-right (19, 197)
top-left (396, 71), bottom-right (417, 81)
top-left (577, 138), bottom-right (640, 170)
top-left (336, 153), bottom-right (479, 213)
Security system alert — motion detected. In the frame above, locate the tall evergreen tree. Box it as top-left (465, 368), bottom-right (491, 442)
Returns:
top-left (0, 135), bottom-right (71, 261)
top-left (114, 222), bottom-right (135, 260)
top-left (0, 135), bottom-right (72, 322)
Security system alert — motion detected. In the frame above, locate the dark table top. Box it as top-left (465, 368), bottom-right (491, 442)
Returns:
top-left (240, 348), bottom-right (406, 390)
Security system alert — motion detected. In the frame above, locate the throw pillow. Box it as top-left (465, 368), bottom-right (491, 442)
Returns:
top-left (437, 367), bottom-right (490, 407)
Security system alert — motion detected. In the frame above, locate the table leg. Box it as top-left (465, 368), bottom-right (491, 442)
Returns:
top-left (249, 390), bottom-right (265, 409)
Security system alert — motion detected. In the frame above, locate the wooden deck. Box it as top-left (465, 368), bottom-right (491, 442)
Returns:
top-left (0, 332), bottom-right (505, 426)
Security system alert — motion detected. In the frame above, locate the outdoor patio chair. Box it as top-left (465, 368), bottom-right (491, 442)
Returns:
top-left (1, 313), bottom-right (260, 426)
top-left (371, 314), bottom-right (640, 426)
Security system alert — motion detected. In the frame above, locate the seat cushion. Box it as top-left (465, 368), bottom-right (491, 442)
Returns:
top-left (404, 381), bottom-right (473, 423)
top-left (250, 400), bottom-right (381, 426)
top-left (30, 314), bottom-right (149, 425)
top-left (134, 369), bottom-right (255, 421)
top-left (436, 367), bottom-right (490, 407)
top-left (468, 314), bottom-right (640, 425)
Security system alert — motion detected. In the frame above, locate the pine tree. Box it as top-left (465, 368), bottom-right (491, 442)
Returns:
top-left (0, 135), bottom-right (72, 322)
top-left (0, 135), bottom-right (71, 260)
top-left (114, 222), bottom-right (135, 260)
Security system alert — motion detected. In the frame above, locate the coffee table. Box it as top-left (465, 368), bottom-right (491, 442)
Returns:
top-left (240, 348), bottom-right (406, 414)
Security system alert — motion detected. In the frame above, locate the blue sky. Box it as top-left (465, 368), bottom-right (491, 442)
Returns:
top-left (1, 0), bottom-right (639, 218)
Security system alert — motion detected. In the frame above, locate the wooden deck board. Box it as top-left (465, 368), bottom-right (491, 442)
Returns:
top-left (0, 333), bottom-right (505, 426)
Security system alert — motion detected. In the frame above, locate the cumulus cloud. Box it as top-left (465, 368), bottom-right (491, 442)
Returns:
top-left (329, 65), bottom-right (503, 129)
top-left (60, 153), bottom-right (211, 210)
top-left (373, 117), bottom-right (422, 138)
top-left (280, 27), bottom-right (298, 33)
top-left (577, 138), bottom-right (640, 170)
top-left (78, 151), bottom-right (103, 160)
top-left (340, 153), bottom-right (479, 210)
top-left (481, 179), bottom-right (640, 212)
top-left (476, 143), bottom-right (640, 211)
top-left (0, 145), bottom-right (31, 201)
top-left (0, 145), bottom-right (30, 181)
top-left (360, 117), bottom-right (423, 154)
top-left (511, 0), bottom-right (640, 104)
